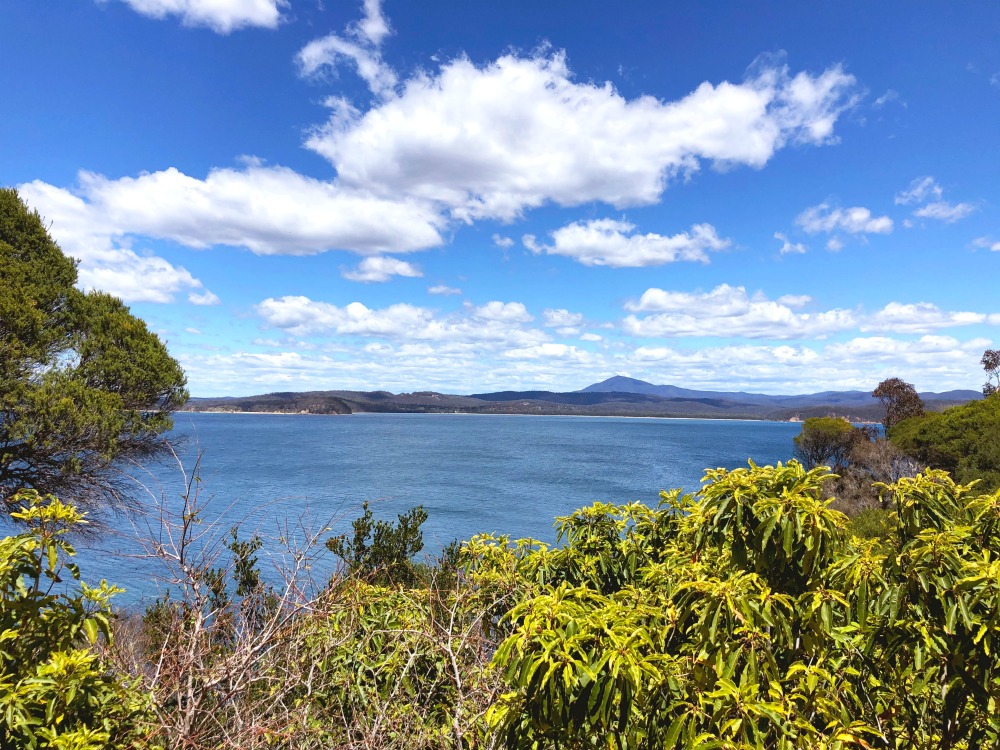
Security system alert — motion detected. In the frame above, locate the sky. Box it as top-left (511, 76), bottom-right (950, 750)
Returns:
top-left (2, 1), bottom-right (999, 397)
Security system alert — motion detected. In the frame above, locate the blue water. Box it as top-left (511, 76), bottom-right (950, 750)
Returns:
top-left (74, 412), bottom-right (802, 605)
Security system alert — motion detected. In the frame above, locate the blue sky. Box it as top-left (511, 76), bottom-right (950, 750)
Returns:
top-left (3, 1), bottom-right (998, 396)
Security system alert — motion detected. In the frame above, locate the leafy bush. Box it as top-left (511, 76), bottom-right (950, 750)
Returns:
top-left (890, 395), bottom-right (1000, 491)
top-left (0, 491), bottom-right (154, 749)
top-left (486, 462), bottom-right (1000, 749)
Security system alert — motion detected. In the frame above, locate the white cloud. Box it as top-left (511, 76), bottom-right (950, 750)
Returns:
top-left (913, 201), bottom-right (976, 223)
top-left (895, 176), bottom-right (942, 205)
top-left (24, 166), bottom-right (444, 258)
top-left (179, 333), bottom-right (990, 397)
top-left (873, 89), bottom-right (904, 108)
top-left (256, 295), bottom-right (545, 348)
top-left (862, 302), bottom-right (990, 334)
top-left (306, 53), bottom-right (857, 221)
top-left (110, 0), bottom-right (286, 33)
top-left (17, 180), bottom-right (217, 304)
top-left (185, 327), bottom-right (203, 335)
top-left (492, 233), bottom-right (514, 248)
top-left (543, 309), bottom-right (585, 328)
top-left (972, 237), bottom-right (1000, 252)
top-left (777, 294), bottom-right (812, 308)
top-left (796, 203), bottom-right (893, 235)
top-left (342, 256), bottom-right (423, 282)
top-left (623, 284), bottom-right (857, 340)
top-left (895, 177), bottom-right (975, 223)
top-left (428, 284), bottom-right (462, 295)
top-left (826, 237), bottom-right (844, 252)
top-left (296, 0), bottom-right (396, 97)
top-left (524, 218), bottom-right (729, 268)
top-left (354, 0), bottom-right (391, 46)
top-left (504, 343), bottom-right (592, 361)
top-left (471, 300), bottom-right (533, 323)
top-left (774, 231), bottom-right (806, 255)
top-left (189, 289), bottom-right (221, 305)
top-left (580, 332), bottom-right (603, 342)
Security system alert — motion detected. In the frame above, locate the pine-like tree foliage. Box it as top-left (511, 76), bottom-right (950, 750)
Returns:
top-left (0, 188), bottom-right (187, 516)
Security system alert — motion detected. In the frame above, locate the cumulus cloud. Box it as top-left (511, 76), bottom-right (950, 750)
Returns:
top-left (189, 289), bottom-right (221, 305)
top-left (109, 0), bottom-right (286, 32)
top-left (774, 231), bottom-right (806, 255)
top-left (503, 343), bottom-right (592, 361)
top-left (17, 180), bottom-right (217, 304)
top-left (22, 166), bottom-right (444, 258)
top-left (471, 301), bottom-right (533, 323)
top-left (624, 285), bottom-right (997, 340)
top-left (623, 284), bottom-right (857, 340)
top-left (342, 256), bottom-right (422, 282)
top-left (179, 332), bottom-right (990, 397)
top-left (428, 284), bottom-right (462, 295)
top-left (796, 203), bottom-right (893, 235)
top-left (256, 295), bottom-right (545, 347)
top-left (862, 302), bottom-right (991, 334)
top-left (524, 219), bottom-right (728, 268)
top-left (492, 234), bottom-right (514, 248)
top-left (543, 309), bottom-right (584, 328)
top-left (306, 53), bottom-right (857, 221)
top-left (972, 237), bottom-right (1000, 252)
top-left (580, 332), bottom-right (603, 342)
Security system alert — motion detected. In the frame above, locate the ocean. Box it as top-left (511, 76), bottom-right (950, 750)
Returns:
top-left (74, 412), bottom-right (803, 605)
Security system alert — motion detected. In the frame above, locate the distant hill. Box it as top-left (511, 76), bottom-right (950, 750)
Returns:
top-left (182, 379), bottom-right (981, 421)
top-left (580, 376), bottom-right (981, 409)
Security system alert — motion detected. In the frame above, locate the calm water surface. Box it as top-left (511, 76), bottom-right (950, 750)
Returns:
top-left (77, 412), bottom-right (802, 604)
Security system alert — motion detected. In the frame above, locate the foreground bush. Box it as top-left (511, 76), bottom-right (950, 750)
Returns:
top-left (487, 462), bottom-right (1000, 749)
top-left (0, 491), bottom-right (154, 749)
top-left (8, 461), bottom-right (1000, 749)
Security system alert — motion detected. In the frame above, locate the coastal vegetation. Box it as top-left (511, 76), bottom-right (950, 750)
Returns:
top-left (0, 188), bottom-right (187, 516)
top-left (4, 461), bottom-right (1000, 748)
top-left (3, 186), bottom-right (1000, 748)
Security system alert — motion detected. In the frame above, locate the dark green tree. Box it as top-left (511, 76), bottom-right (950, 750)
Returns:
top-left (872, 376), bottom-right (924, 431)
top-left (327, 501), bottom-right (429, 587)
top-left (889, 395), bottom-right (1000, 492)
top-left (0, 188), bottom-right (188, 516)
top-left (792, 416), bottom-right (861, 471)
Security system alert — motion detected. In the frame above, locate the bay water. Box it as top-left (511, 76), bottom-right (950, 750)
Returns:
top-left (75, 412), bottom-right (803, 605)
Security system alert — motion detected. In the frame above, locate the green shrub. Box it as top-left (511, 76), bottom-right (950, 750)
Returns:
top-left (0, 491), bottom-right (154, 749)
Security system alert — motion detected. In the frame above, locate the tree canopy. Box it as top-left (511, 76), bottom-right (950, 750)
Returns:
top-left (889, 395), bottom-right (1000, 492)
top-left (0, 188), bottom-right (187, 515)
top-left (792, 416), bottom-right (860, 471)
top-left (872, 377), bottom-right (924, 431)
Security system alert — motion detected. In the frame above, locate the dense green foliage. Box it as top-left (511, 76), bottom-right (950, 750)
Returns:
top-left (0, 188), bottom-right (188, 514)
top-left (485, 463), bottom-right (1000, 749)
top-left (6, 461), bottom-right (1000, 749)
top-left (890, 395), bottom-right (1000, 492)
top-left (0, 491), bottom-right (153, 748)
top-left (326, 500), bottom-right (430, 586)
top-left (792, 417), bottom-right (861, 471)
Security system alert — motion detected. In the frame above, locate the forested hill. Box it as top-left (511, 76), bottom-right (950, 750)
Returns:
top-left (183, 379), bottom-right (981, 421)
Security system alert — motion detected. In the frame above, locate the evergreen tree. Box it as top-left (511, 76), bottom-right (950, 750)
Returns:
top-left (0, 188), bottom-right (187, 516)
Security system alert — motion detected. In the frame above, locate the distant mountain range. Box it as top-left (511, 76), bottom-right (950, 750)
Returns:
top-left (183, 377), bottom-right (981, 422)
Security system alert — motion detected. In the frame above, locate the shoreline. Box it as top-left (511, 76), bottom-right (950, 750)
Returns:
top-left (179, 409), bottom-right (777, 423)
